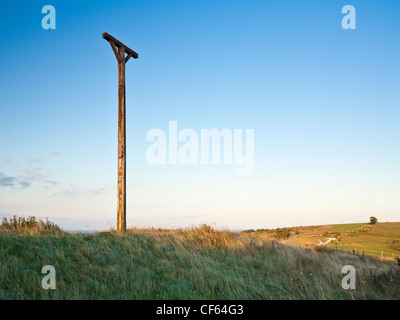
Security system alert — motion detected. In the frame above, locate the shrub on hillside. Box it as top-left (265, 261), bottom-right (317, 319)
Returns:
top-left (274, 228), bottom-right (292, 240)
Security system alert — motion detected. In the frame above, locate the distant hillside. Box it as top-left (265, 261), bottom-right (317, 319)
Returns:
top-left (243, 222), bottom-right (400, 262)
top-left (0, 224), bottom-right (399, 299)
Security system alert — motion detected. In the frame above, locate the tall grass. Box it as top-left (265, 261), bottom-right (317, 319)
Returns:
top-left (0, 219), bottom-right (399, 299)
top-left (0, 215), bottom-right (63, 236)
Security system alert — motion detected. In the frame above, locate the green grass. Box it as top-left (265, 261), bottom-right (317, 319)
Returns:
top-left (324, 223), bottom-right (366, 233)
top-left (0, 225), bottom-right (399, 300)
top-left (326, 222), bottom-right (400, 259)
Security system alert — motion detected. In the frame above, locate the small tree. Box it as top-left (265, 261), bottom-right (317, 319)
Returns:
top-left (370, 216), bottom-right (378, 225)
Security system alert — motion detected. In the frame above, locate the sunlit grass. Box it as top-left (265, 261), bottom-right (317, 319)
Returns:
top-left (326, 223), bottom-right (366, 233)
top-left (0, 219), bottom-right (399, 299)
top-left (0, 215), bottom-right (63, 236)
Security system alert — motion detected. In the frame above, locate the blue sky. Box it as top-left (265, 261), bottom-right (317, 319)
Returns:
top-left (0, 0), bottom-right (399, 230)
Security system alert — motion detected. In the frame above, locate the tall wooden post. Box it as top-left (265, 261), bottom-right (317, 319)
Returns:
top-left (102, 33), bottom-right (139, 234)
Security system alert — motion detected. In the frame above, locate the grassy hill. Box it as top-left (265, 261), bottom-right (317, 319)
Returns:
top-left (0, 218), bottom-right (399, 299)
top-left (244, 222), bottom-right (400, 262)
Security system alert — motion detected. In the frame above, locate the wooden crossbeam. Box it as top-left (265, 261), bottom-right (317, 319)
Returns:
top-left (103, 32), bottom-right (139, 60)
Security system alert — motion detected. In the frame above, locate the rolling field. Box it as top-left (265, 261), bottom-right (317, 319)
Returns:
top-left (325, 222), bottom-right (400, 259)
top-left (272, 222), bottom-right (400, 261)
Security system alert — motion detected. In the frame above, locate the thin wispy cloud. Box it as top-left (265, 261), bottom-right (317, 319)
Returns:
top-left (0, 172), bottom-right (16, 187)
top-left (19, 181), bottom-right (31, 189)
top-left (20, 167), bottom-right (46, 183)
top-left (51, 186), bottom-right (107, 197)
top-left (28, 158), bottom-right (44, 164)
top-left (0, 172), bottom-right (31, 189)
top-left (45, 180), bottom-right (58, 185)
top-left (92, 188), bottom-right (105, 195)
top-left (63, 188), bottom-right (77, 196)
top-left (19, 167), bottom-right (58, 187)
top-left (0, 166), bottom-right (60, 190)
top-left (51, 151), bottom-right (62, 156)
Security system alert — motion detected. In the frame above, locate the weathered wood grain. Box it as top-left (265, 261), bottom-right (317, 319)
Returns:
top-left (103, 33), bottom-right (138, 234)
